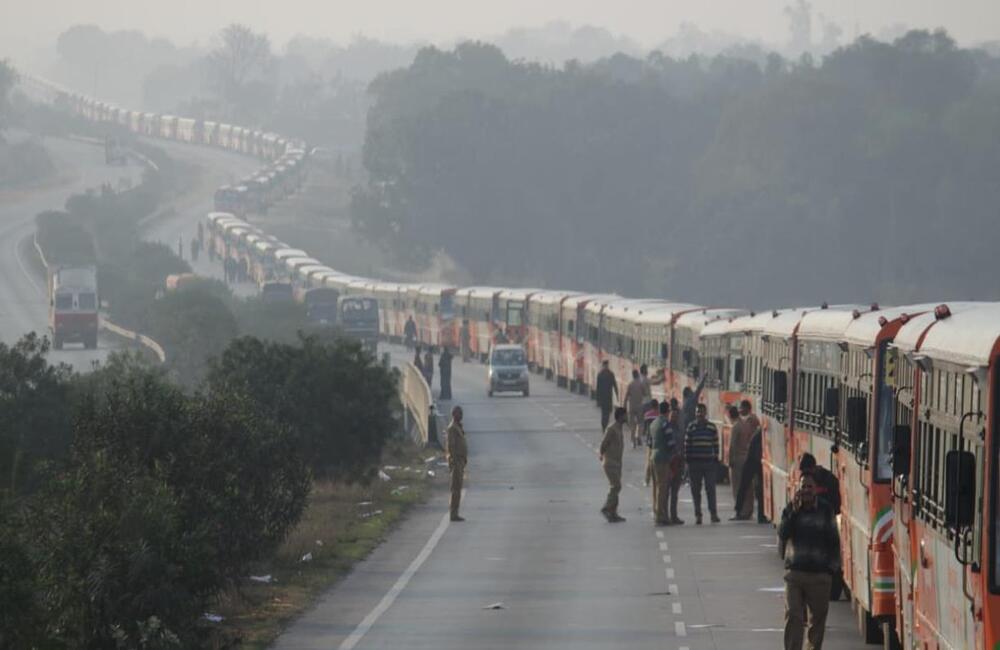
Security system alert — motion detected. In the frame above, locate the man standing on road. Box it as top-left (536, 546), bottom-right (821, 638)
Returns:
top-left (438, 346), bottom-right (454, 400)
top-left (413, 345), bottom-right (424, 378)
top-left (404, 316), bottom-right (417, 349)
top-left (686, 403), bottom-right (721, 525)
top-left (446, 405), bottom-right (468, 522)
top-left (727, 405), bottom-right (752, 504)
top-left (651, 401), bottom-right (675, 526)
top-left (599, 407), bottom-right (628, 523)
top-left (780, 473), bottom-right (840, 650)
top-left (595, 360), bottom-right (618, 431)
top-left (734, 418), bottom-right (767, 523)
top-left (460, 319), bottom-right (471, 362)
top-left (626, 370), bottom-right (646, 449)
top-left (664, 404), bottom-right (686, 525)
top-left (423, 348), bottom-right (434, 387)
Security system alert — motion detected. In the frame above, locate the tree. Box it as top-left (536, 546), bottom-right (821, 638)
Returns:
top-left (21, 361), bottom-right (309, 648)
top-left (207, 24), bottom-right (272, 118)
top-left (0, 333), bottom-right (74, 497)
top-left (208, 335), bottom-right (398, 481)
top-left (143, 287), bottom-right (238, 386)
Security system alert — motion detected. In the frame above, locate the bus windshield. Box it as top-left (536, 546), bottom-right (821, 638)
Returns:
top-left (873, 342), bottom-right (895, 481)
top-left (440, 293), bottom-right (455, 318)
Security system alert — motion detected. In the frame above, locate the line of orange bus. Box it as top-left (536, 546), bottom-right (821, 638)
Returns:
top-left (56, 77), bottom-right (1000, 650)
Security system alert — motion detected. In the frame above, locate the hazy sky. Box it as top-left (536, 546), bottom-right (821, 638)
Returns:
top-left (3, 0), bottom-right (999, 65)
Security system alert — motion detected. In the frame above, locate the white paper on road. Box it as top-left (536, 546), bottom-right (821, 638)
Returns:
top-left (249, 574), bottom-right (273, 583)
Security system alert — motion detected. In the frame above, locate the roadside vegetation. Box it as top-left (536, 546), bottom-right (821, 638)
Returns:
top-left (0, 329), bottom-right (405, 648)
top-left (351, 32), bottom-right (1000, 306)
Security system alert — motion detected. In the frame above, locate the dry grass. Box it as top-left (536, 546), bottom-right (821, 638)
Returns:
top-left (208, 439), bottom-right (442, 649)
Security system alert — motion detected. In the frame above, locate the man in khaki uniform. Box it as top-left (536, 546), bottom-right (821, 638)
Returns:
top-left (599, 407), bottom-right (628, 522)
top-left (625, 370), bottom-right (646, 448)
top-left (445, 405), bottom-right (468, 522)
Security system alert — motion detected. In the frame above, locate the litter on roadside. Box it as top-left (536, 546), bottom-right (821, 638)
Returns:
top-left (249, 574), bottom-right (273, 584)
top-left (301, 552), bottom-right (313, 562)
top-left (482, 602), bottom-right (505, 610)
top-left (203, 613), bottom-right (224, 623)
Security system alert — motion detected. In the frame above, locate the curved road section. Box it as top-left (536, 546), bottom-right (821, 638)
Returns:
top-left (0, 134), bottom-right (259, 371)
top-left (0, 136), bottom-right (141, 370)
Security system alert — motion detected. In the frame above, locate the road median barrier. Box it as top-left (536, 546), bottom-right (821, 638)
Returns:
top-left (399, 361), bottom-right (439, 448)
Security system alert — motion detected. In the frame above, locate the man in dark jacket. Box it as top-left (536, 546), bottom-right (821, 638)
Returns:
top-left (733, 412), bottom-right (766, 523)
top-left (438, 347), bottom-right (453, 400)
top-left (779, 473), bottom-right (841, 650)
top-left (594, 360), bottom-right (619, 431)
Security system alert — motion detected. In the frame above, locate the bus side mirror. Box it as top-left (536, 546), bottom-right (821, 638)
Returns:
top-left (733, 358), bottom-right (745, 384)
top-left (892, 424), bottom-right (911, 478)
top-left (824, 387), bottom-right (840, 418)
top-left (944, 450), bottom-right (976, 529)
top-left (772, 371), bottom-right (788, 403)
top-left (846, 397), bottom-right (867, 444)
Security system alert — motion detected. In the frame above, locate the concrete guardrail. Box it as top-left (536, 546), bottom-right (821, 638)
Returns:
top-left (399, 361), bottom-right (439, 447)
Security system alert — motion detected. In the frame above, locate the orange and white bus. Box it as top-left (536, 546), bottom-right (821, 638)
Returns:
top-left (598, 299), bottom-right (675, 399)
top-left (525, 291), bottom-right (579, 379)
top-left (832, 304), bottom-right (937, 644)
top-left (459, 287), bottom-right (503, 361)
top-left (888, 302), bottom-right (1000, 650)
top-left (408, 284), bottom-right (457, 351)
top-left (496, 288), bottom-right (541, 346)
top-left (558, 294), bottom-right (619, 393)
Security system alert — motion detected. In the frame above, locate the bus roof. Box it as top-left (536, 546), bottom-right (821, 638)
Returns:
top-left (796, 305), bottom-right (883, 342)
top-left (842, 304), bottom-right (938, 348)
top-left (913, 303), bottom-right (1000, 367)
top-left (761, 305), bottom-right (861, 339)
top-left (675, 308), bottom-right (750, 334)
top-left (273, 248), bottom-right (308, 260)
top-left (529, 290), bottom-right (582, 306)
top-left (631, 302), bottom-right (701, 325)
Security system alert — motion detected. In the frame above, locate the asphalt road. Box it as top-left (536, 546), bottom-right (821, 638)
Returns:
top-left (274, 347), bottom-right (866, 650)
top-left (0, 136), bottom-right (142, 370)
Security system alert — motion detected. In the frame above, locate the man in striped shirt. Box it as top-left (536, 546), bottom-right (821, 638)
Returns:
top-left (685, 403), bottom-right (720, 525)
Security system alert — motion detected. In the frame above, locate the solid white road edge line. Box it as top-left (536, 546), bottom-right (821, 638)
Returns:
top-left (338, 491), bottom-right (463, 650)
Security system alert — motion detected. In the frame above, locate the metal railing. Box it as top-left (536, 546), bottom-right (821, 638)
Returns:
top-left (398, 361), bottom-right (439, 447)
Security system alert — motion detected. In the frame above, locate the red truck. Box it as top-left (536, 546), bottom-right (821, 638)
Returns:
top-left (48, 265), bottom-right (99, 350)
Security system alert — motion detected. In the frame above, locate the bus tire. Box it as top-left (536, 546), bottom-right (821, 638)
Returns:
top-left (53, 335), bottom-right (63, 350)
top-left (85, 333), bottom-right (98, 350)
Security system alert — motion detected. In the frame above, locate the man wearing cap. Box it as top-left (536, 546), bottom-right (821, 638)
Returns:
top-left (599, 407), bottom-right (628, 523)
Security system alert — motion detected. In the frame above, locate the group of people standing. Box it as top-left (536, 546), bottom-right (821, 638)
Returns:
top-left (412, 340), bottom-right (454, 401)
top-left (595, 360), bottom-right (765, 526)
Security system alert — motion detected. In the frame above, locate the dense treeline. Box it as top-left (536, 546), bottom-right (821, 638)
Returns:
top-left (352, 32), bottom-right (1000, 307)
top-left (0, 332), bottom-right (397, 648)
